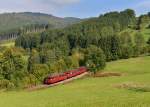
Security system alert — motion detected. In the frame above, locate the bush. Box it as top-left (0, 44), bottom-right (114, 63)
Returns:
top-left (31, 64), bottom-right (49, 82)
top-left (7, 82), bottom-right (15, 90)
top-left (0, 79), bottom-right (14, 89)
top-left (120, 45), bottom-right (133, 59)
top-left (84, 45), bottom-right (106, 74)
top-left (22, 74), bottom-right (38, 88)
top-left (148, 46), bottom-right (150, 55)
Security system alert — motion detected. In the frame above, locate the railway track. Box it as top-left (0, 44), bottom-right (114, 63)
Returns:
top-left (27, 72), bottom-right (88, 91)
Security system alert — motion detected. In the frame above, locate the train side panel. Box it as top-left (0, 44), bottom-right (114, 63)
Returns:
top-left (44, 67), bottom-right (87, 85)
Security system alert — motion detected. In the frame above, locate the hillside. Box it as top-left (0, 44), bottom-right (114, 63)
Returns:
top-left (0, 56), bottom-right (150, 107)
top-left (0, 12), bottom-right (81, 32)
top-left (0, 9), bottom-right (150, 92)
top-left (16, 9), bottom-right (138, 61)
top-left (0, 0), bottom-right (150, 106)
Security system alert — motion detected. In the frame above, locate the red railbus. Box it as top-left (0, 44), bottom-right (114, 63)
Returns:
top-left (44, 67), bottom-right (87, 85)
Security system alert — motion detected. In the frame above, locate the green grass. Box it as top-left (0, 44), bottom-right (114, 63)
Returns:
top-left (0, 56), bottom-right (150, 107)
top-left (0, 40), bottom-right (15, 47)
top-left (104, 56), bottom-right (150, 75)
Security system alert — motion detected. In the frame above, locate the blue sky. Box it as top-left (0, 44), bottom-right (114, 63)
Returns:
top-left (0, 0), bottom-right (150, 18)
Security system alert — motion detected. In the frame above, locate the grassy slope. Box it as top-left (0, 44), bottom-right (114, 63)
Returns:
top-left (104, 56), bottom-right (150, 74)
top-left (0, 40), bottom-right (15, 47)
top-left (0, 56), bottom-right (150, 107)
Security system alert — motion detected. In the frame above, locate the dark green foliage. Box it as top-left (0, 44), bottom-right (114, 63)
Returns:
top-left (84, 45), bottom-right (106, 74)
top-left (110, 35), bottom-right (121, 60)
top-left (15, 9), bottom-right (144, 65)
top-left (147, 38), bottom-right (150, 54)
top-left (147, 37), bottom-right (150, 45)
top-left (15, 9), bottom-right (148, 71)
top-left (27, 49), bottom-right (40, 72)
top-left (134, 33), bottom-right (145, 46)
top-left (120, 45), bottom-right (133, 59)
top-left (0, 48), bottom-right (26, 89)
top-left (0, 79), bottom-right (15, 90)
top-left (119, 32), bottom-right (132, 45)
top-left (0, 49), bottom-right (25, 80)
top-left (119, 31), bottom-right (133, 59)
top-left (16, 9), bottom-right (136, 53)
top-left (133, 32), bottom-right (145, 56)
top-left (15, 33), bottom-right (41, 49)
top-left (49, 58), bottom-right (67, 73)
top-left (98, 35), bottom-right (121, 61)
top-left (30, 64), bottom-right (49, 82)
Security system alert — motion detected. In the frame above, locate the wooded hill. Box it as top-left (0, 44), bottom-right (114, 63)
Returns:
top-left (16, 9), bottom-right (148, 60)
top-left (0, 9), bottom-right (150, 89)
top-left (0, 12), bottom-right (81, 32)
top-left (0, 12), bottom-right (81, 41)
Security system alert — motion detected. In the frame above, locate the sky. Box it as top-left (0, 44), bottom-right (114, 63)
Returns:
top-left (0, 0), bottom-right (150, 18)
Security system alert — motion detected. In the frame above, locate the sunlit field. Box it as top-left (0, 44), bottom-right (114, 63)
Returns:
top-left (0, 40), bottom-right (15, 47)
top-left (0, 56), bottom-right (150, 107)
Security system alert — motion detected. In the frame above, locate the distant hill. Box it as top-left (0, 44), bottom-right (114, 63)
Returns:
top-left (0, 12), bottom-right (81, 32)
top-left (64, 17), bottom-right (81, 23)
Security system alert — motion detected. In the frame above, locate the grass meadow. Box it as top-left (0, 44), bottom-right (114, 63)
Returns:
top-left (0, 56), bottom-right (150, 107)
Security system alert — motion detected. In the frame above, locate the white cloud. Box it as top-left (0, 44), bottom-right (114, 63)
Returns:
top-left (132, 0), bottom-right (150, 16)
top-left (31, 0), bottom-right (80, 6)
top-left (48, 0), bottom-right (80, 5)
top-left (0, 0), bottom-right (81, 14)
top-left (134, 1), bottom-right (150, 9)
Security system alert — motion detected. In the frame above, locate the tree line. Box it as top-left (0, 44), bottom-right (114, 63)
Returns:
top-left (0, 24), bottom-right (49, 41)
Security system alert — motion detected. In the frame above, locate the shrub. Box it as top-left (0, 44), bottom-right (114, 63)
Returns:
top-left (22, 74), bottom-right (38, 88)
top-left (31, 64), bottom-right (49, 82)
top-left (0, 79), bottom-right (14, 89)
top-left (84, 45), bottom-right (106, 74)
top-left (120, 45), bottom-right (133, 59)
top-left (7, 82), bottom-right (15, 90)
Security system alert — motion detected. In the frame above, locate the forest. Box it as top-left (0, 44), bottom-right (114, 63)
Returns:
top-left (0, 9), bottom-right (150, 90)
